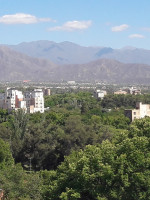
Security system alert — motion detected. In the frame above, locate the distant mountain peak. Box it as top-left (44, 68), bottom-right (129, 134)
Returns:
top-left (4, 40), bottom-right (150, 65)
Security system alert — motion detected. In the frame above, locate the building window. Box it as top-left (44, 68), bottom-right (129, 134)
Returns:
top-left (134, 112), bottom-right (136, 115)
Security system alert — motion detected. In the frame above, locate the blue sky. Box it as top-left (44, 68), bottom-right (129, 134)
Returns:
top-left (0, 0), bottom-right (150, 49)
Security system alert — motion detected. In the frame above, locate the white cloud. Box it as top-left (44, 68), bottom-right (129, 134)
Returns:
top-left (48, 20), bottom-right (92, 31)
top-left (129, 34), bottom-right (145, 38)
top-left (0, 13), bottom-right (52, 24)
top-left (111, 24), bottom-right (129, 32)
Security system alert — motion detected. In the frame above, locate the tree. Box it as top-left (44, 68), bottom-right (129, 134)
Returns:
top-left (10, 109), bottom-right (29, 140)
top-left (42, 128), bottom-right (150, 200)
top-left (0, 138), bottom-right (42, 199)
top-left (0, 108), bottom-right (8, 123)
top-left (0, 164), bottom-right (42, 200)
top-left (6, 110), bottom-right (29, 161)
top-left (0, 138), bottom-right (14, 170)
top-left (129, 116), bottom-right (150, 138)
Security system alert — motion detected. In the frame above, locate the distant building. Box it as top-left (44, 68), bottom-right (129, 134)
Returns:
top-left (67, 81), bottom-right (76, 85)
top-left (24, 89), bottom-right (44, 113)
top-left (1, 88), bottom-right (27, 112)
top-left (44, 88), bottom-right (51, 96)
top-left (128, 87), bottom-right (141, 95)
top-left (114, 87), bottom-right (141, 95)
top-left (0, 88), bottom-right (44, 113)
top-left (114, 90), bottom-right (128, 95)
top-left (125, 102), bottom-right (150, 122)
top-left (0, 93), bottom-right (5, 109)
top-left (31, 89), bottom-right (44, 113)
top-left (94, 90), bottom-right (107, 99)
top-left (23, 80), bottom-right (31, 83)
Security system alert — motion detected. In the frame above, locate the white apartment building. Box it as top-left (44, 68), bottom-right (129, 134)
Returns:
top-left (24, 89), bottom-right (44, 113)
top-left (0, 88), bottom-right (44, 113)
top-left (125, 102), bottom-right (150, 122)
top-left (5, 89), bottom-right (26, 111)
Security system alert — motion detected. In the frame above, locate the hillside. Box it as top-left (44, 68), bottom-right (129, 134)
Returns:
top-left (0, 45), bottom-right (57, 81)
top-left (1, 45), bottom-right (150, 84)
top-left (57, 59), bottom-right (150, 84)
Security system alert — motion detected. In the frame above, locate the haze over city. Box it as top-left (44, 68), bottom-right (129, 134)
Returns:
top-left (0, 0), bottom-right (150, 49)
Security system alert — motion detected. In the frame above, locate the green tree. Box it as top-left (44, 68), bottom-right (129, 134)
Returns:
top-left (0, 139), bottom-right (42, 199)
top-left (0, 138), bottom-right (14, 169)
top-left (0, 108), bottom-right (8, 123)
top-left (0, 164), bottom-right (42, 200)
top-left (42, 120), bottom-right (150, 200)
top-left (9, 109), bottom-right (29, 160)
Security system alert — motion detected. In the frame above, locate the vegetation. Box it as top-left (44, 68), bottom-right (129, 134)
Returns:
top-left (1, 92), bottom-right (150, 199)
top-left (101, 94), bottom-right (150, 109)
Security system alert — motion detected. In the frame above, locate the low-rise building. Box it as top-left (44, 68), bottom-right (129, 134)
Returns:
top-left (44, 88), bottom-right (51, 96)
top-left (128, 87), bottom-right (141, 95)
top-left (125, 102), bottom-right (150, 122)
top-left (114, 87), bottom-right (141, 95)
top-left (114, 90), bottom-right (128, 95)
top-left (94, 90), bottom-right (107, 99)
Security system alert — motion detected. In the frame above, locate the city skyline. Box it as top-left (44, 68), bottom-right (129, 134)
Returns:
top-left (0, 0), bottom-right (150, 49)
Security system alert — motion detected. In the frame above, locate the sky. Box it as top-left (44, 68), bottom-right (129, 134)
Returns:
top-left (0, 0), bottom-right (150, 49)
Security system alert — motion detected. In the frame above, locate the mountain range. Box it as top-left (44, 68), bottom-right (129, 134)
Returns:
top-left (0, 40), bottom-right (150, 84)
top-left (54, 59), bottom-right (150, 84)
top-left (0, 45), bottom-right (56, 81)
top-left (8, 40), bottom-right (150, 65)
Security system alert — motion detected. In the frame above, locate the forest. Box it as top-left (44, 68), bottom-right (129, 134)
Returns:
top-left (1, 91), bottom-right (150, 199)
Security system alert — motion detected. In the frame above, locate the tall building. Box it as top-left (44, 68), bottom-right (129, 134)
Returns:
top-left (0, 88), bottom-right (44, 113)
top-left (2, 88), bottom-right (27, 112)
top-left (24, 89), bottom-right (45, 113)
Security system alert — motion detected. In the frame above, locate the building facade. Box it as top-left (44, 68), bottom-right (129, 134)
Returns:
top-left (0, 88), bottom-right (44, 113)
top-left (114, 87), bottom-right (141, 95)
top-left (94, 90), bottom-right (107, 99)
top-left (125, 102), bottom-right (150, 122)
top-left (114, 90), bottom-right (128, 95)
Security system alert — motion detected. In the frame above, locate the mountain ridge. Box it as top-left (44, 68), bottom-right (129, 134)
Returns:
top-left (6, 40), bottom-right (150, 65)
top-left (0, 45), bottom-right (150, 84)
top-left (0, 45), bottom-right (57, 81)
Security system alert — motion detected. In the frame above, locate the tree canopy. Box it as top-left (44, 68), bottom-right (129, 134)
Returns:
top-left (1, 91), bottom-right (150, 199)
top-left (41, 117), bottom-right (150, 199)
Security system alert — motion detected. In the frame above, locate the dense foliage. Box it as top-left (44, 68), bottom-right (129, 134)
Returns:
top-left (40, 117), bottom-right (150, 200)
top-left (101, 94), bottom-right (150, 109)
top-left (0, 92), bottom-right (130, 171)
top-left (0, 138), bottom-right (42, 200)
top-left (1, 92), bottom-right (150, 199)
